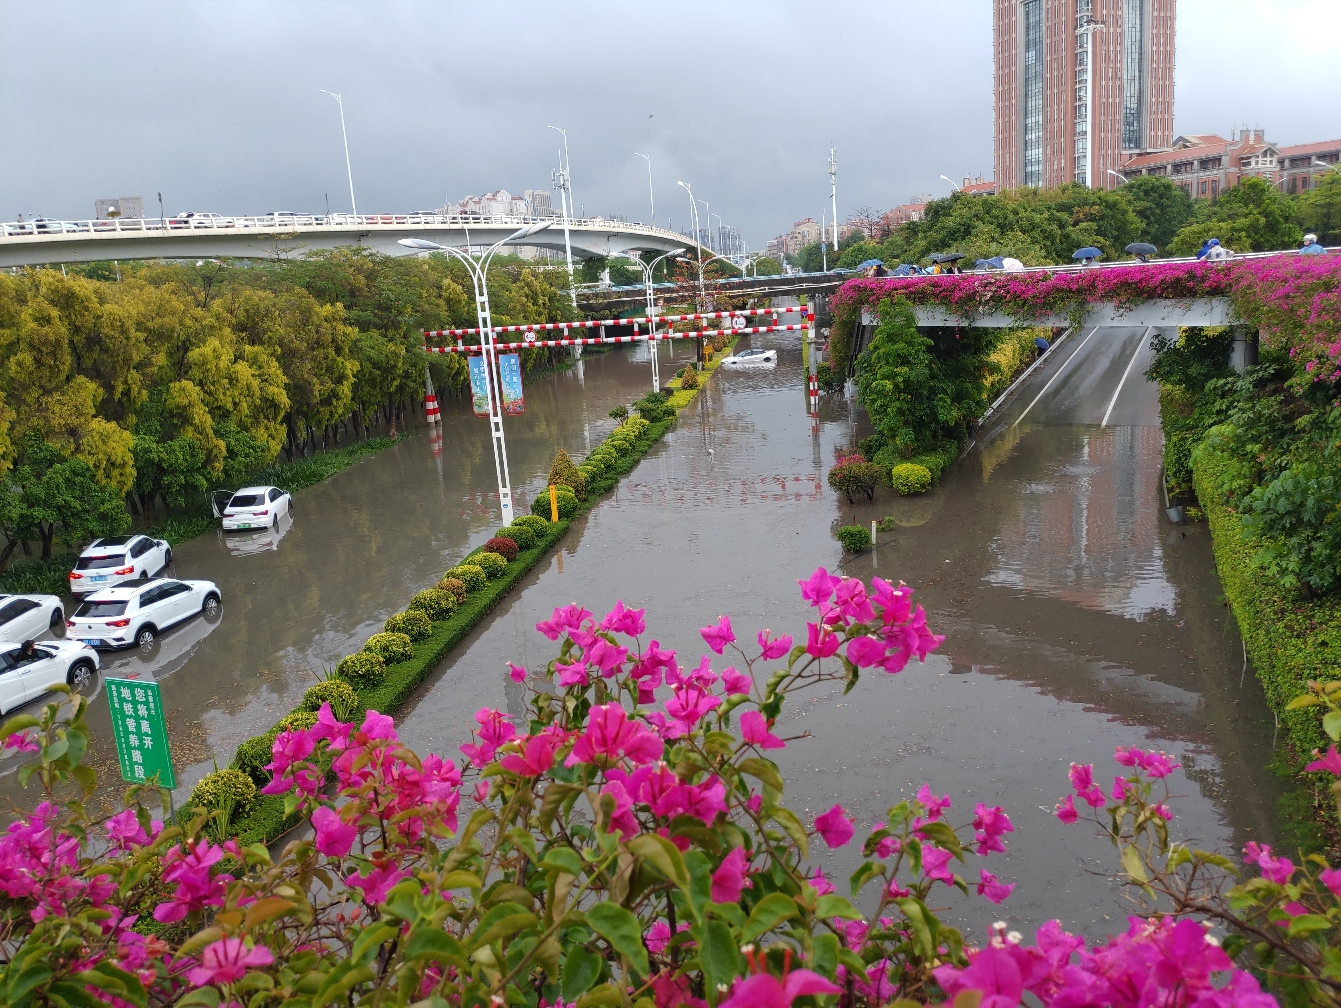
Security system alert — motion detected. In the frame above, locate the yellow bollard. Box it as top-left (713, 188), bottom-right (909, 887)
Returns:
top-left (549, 484), bottom-right (559, 523)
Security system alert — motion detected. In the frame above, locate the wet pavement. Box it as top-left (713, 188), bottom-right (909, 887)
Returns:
top-left (1, 322), bottom-right (1281, 942)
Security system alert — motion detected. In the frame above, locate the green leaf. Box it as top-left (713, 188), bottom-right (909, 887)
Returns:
top-left (351, 922), bottom-right (399, 966)
top-left (4, 961), bottom-right (53, 1004)
top-left (470, 903), bottom-right (538, 953)
top-left (45, 982), bottom-right (103, 1008)
top-left (737, 757), bottom-right (783, 793)
top-left (1121, 845), bottom-right (1149, 884)
top-left (1288, 914), bottom-right (1333, 939)
top-left (1326, 712), bottom-right (1341, 742)
top-left (442, 870), bottom-right (484, 889)
top-left (539, 783), bottom-right (581, 833)
top-left (708, 902), bottom-right (745, 927)
top-left (912, 821), bottom-right (963, 857)
top-left (0, 714), bottom-right (40, 740)
top-left (586, 903), bottom-right (651, 976)
top-left (684, 849), bottom-right (713, 921)
top-left (849, 860), bottom-right (886, 896)
top-left (562, 946), bottom-right (603, 1002)
top-left (406, 927), bottom-right (468, 966)
top-left (542, 846), bottom-right (585, 877)
top-left (816, 894), bottom-right (863, 921)
top-left (836, 947), bottom-right (869, 983)
top-left (628, 833), bottom-right (690, 893)
top-left (699, 920), bottom-right (741, 1007)
top-left (575, 984), bottom-right (624, 1008)
top-left (741, 893), bottom-right (797, 944)
top-left (84, 962), bottom-right (146, 1008)
top-left (173, 987), bottom-right (221, 1008)
top-left (894, 897), bottom-right (937, 959)
top-left (1286, 695), bottom-right (1325, 710)
top-left (811, 931), bottom-right (840, 979)
top-left (767, 807), bottom-right (809, 859)
top-left (384, 880), bottom-right (423, 922)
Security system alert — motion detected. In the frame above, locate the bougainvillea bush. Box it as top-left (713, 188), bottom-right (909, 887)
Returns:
top-left (0, 567), bottom-right (1324, 1007)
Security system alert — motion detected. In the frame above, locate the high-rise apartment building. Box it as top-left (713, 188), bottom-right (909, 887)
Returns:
top-left (993, 0), bottom-right (1175, 190)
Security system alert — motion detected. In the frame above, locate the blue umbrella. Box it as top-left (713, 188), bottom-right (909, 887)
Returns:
top-left (1072, 246), bottom-right (1103, 260)
top-left (975, 256), bottom-right (1006, 270)
top-left (855, 259), bottom-right (884, 269)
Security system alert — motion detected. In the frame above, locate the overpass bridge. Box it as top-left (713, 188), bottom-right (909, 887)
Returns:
top-left (0, 213), bottom-right (703, 268)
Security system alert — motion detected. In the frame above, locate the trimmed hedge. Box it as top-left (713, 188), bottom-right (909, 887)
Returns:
top-left (497, 524), bottom-right (536, 550)
top-left (189, 768), bottom-right (257, 815)
top-left (470, 552), bottom-right (508, 579)
top-left (436, 577), bottom-right (467, 604)
top-left (364, 631), bottom-right (414, 663)
top-left (385, 609), bottom-right (433, 640)
top-left (837, 525), bottom-right (872, 553)
top-left (337, 651), bottom-right (386, 687)
top-left (512, 515), bottom-right (549, 534)
top-left (300, 679), bottom-right (359, 719)
top-left (484, 535), bottom-right (520, 561)
top-left (892, 463), bottom-right (933, 495)
top-left (532, 486), bottom-right (578, 519)
top-left (448, 564), bottom-right (488, 593)
top-left (408, 589), bottom-right (456, 621)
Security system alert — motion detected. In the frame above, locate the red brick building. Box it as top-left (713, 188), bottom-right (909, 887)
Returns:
top-left (1117, 130), bottom-right (1341, 198)
top-left (993, 0), bottom-right (1175, 191)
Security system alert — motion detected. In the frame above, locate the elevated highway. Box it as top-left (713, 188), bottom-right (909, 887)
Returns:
top-left (0, 213), bottom-right (702, 268)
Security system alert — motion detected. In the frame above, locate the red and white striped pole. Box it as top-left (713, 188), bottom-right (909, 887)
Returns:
top-left (424, 366), bottom-right (440, 424)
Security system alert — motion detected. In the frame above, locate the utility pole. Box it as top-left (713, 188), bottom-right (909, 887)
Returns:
top-left (828, 148), bottom-right (838, 253)
top-left (319, 90), bottom-right (357, 215)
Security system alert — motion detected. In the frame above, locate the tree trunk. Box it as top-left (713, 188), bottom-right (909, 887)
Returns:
top-left (0, 538), bottom-right (17, 573)
top-left (21, 540), bottom-right (32, 557)
top-left (39, 523), bottom-right (55, 560)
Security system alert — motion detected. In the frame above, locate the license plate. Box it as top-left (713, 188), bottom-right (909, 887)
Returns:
top-left (80, 639), bottom-right (100, 646)
top-left (90, 575), bottom-right (108, 582)
top-left (237, 523), bottom-right (252, 529)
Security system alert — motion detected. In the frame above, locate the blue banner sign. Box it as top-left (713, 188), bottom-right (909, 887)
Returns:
top-left (499, 354), bottom-right (524, 415)
top-left (468, 356), bottom-right (490, 417)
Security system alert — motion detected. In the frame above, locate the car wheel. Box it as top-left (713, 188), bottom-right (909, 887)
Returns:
top-left (165, 547), bottom-right (173, 565)
top-left (140, 570), bottom-right (148, 580)
top-left (136, 626), bottom-right (156, 647)
top-left (66, 659), bottom-right (95, 691)
top-left (50, 607), bottom-right (63, 628)
top-left (202, 593), bottom-right (220, 617)
top-left (272, 514), bottom-right (279, 529)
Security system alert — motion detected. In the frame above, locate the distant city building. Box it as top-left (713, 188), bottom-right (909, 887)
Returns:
top-left (960, 176), bottom-right (998, 194)
top-left (95, 197), bottom-right (144, 219)
top-left (447, 189), bottom-right (528, 216)
top-left (524, 189), bottom-right (554, 216)
top-left (882, 202), bottom-right (929, 228)
top-left (994, 0), bottom-right (1175, 190)
top-left (718, 226), bottom-right (743, 257)
top-left (1118, 129), bottom-right (1341, 198)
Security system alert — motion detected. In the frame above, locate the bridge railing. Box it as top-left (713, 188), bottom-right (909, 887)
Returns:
top-left (0, 214), bottom-right (697, 244)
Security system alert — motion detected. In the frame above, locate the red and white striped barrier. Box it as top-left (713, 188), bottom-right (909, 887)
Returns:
top-left (422, 305), bottom-right (805, 339)
top-left (427, 322), bottom-right (813, 354)
top-left (424, 393), bottom-right (440, 423)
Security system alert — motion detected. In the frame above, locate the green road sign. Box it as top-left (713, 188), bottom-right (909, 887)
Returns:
top-left (105, 677), bottom-right (175, 789)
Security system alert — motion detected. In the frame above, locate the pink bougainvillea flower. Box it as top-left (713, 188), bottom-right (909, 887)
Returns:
top-left (600, 779), bottom-right (639, 840)
top-left (805, 622), bottom-right (840, 658)
top-left (721, 666), bottom-right (752, 695)
top-left (1244, 841), bottom-right (1294, 884)
top-left (678, 654), bottom-right (719, 688)
top-left (870, 577), bottom-right (913, 624)
top-left (1320, 866), bottom-right (1341, 898)
top-left (555, 659), bottom-right (589, 688)
top-left (1055, 794), bottom-right (1078, 824)
top-left (500, 732), bottom-right (562, 777)
top-left (345, 862), bottom-right (409, 905)
top-left (186, 937), bottom-right (274, 987)
top-left (311, 806), bottom-right (357, 857)
top-left (631, 640), bottom-right (676, 688)
top-left (1111, 776), bottom-right (1129, 801)
top-left (153, 840), bottom-right (231, 923)
top-left (933, 942), bottom-right (1023, 1008)
top-left (600, 600), bottom-right (646, 638)
top-left (915, 784), bottom-right (952, 820)
top-left (719, 970), bottom-right (840, 1008)
top-left (870, 824), bottom-right (900, 859)
top-left (310, 702), bottom-right (352, 751)
top-left (798, 567), bottom-right (842, 609)
top-left (1068, 763), bottom-right (1095, 792)
top-left (586, 636), bottom-right (630, 679)
top-left (845, 635), bottom-right (887, 668)
top-left (973, 803), bottom-right (1014, 855)
top-left (2, 731), bottom-right (38, 753)
top-left (1152, 803), bottom-right (1173, 821)
top-left (103, 809), bottom-right (160, 852)
top-left (976, 869), bottom-right (1015, 904)
top-left (739, 711), bottom-right (784, 750)
top-left (814, 804), bottom-right (854, 848)
top-left (745, 792), bottom-right (763, 815)
top-left (536, 603), bottom-right (594, 641)
top-left (921, 845), bottom-right (955, 884)
top-left (711, 846), bottom-right (751, 904)
top-left (808, 868), bottom-right (835, 896)
top-left (700, 615), bottom-right (736, 655)
top-left (1307, 745), bottom-right (1341, 776)
top-left (832, 578), bottom-right (875, 623)
top-left (566, 704), bottom-right (663, 767)
top-left (507, 662), bottom-right (528, 683)
top-left (756, 629), bottom-right (792, 660)
top-left (358, 710), bottom-right (398, 741)
top-left (665, 683), bottom-right (722, 736)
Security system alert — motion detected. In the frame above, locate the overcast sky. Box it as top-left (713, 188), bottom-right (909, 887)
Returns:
top-left (2, 0), bottom-right (1338, 249)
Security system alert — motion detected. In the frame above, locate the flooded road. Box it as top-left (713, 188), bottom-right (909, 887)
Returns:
top-left (1, 321), bottom-right (1280, 941)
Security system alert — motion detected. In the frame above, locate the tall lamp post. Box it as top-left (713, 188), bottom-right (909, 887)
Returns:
top-left (398, 222), bottom-right (551, 524)
top-left (615, 247), bottom-right (685, 392)
top-left (635, 153), bottom-right (655, 226)
top-left (828, 148), bottom-right (838, 253)
top-left (676, 181), bottom-right (707, 310)
top-left (549, 126), bottom-right (577, 309)
top-left (319, 90), bottom-right (357, 216)
top-left (1106, 169), bottom-right (1127, 187)
top-left (939, 174), bottom-right (960, 192)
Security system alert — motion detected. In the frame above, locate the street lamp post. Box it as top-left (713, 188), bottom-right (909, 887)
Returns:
top-left (828, 148), bottom-right (838, 253)
top-left (615, 247), bottom-right (686, 393)
top-left (676, 181), bottom-right (707, 311)
top-left (319, 91), bottom-right (357, 216)
top-left (549, 126), bottom-right (577, 309)
top-left (1106, 169), bottom-right (1127, 187)
top-left (635, 153), bottom-right (655, 226)
top-left (398, 222), bottom-right (551, 525)
top-left (939, 174), bottom-right (960, 192)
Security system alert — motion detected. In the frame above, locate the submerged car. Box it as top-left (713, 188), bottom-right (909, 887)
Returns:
top-left (69, 535), bottom-right (172, 595)
top-left (67, 578), bottom-right (221, 650)
top-left (721, 348), bottom-right (778, 366)
top-left (0, 594), bottom-right (65, 641)
top-left (0, 638), bottom-right (99, 714)
top-left (217, 485), bottom-right (292, 531)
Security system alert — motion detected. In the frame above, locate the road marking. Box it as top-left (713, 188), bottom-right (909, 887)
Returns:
top-left (1012, 327), bottom-right (1098, 427)
top-left (1100, 327), bottom-right (1151, 427)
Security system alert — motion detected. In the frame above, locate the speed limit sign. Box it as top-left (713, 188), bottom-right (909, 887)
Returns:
top-left (731, 315), bottom-right (746, 329)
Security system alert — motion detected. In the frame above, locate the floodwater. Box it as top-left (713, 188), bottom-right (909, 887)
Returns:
top-left (1, 323), bottom-right (1281, 942)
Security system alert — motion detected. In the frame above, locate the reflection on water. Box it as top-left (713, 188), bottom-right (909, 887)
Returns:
top-left (222, 511), bottom-right (295, 557)
top-left (985, 426), bottom-right (1177, 621)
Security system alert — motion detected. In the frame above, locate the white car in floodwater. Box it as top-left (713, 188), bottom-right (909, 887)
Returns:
top-left (0, 594), bottom-right (66, 642)
top-left (68, 535), bottom-right (172, 595)
top-left (217, 485), bottom-right (292, 531)
top-left (67, 578), bottom-right (221, 650)
top-left (721, 348), bottom-right (778, 367)
top-left (0, 638), bottom-right (99, 715)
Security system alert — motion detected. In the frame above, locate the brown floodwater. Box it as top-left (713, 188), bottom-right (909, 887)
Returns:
top-left (1, 323), bottom-right (1280, 942)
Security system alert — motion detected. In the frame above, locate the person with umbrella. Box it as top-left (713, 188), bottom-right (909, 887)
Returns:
top-left (1073, 246), bottom-right (1102, 267)
top-left (1300, 233), bottom-right (1327, 256)
top-left (1033, 334), bottom-right (1051, 360)
top-left (1125, 242), bottom-right (1158, 263)
top-left (929, 252), bottom-right (965, 274)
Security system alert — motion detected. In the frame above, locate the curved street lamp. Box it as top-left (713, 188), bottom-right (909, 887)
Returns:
top-left (319, 91), bottom-right (357, 216)
top-left (675, 181), bottom-right (707, 311)
top-left (614, 247), bottom-right (685, 392)
top-left (398, 221), bottom-right (551, 524)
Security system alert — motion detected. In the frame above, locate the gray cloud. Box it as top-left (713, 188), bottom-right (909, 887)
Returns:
top-left (1, 0), bottom-right (1335, 250)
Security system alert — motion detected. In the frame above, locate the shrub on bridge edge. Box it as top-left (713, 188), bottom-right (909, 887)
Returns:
top-left (892, 462), bottom-right (933, 495)
top-left (483, 536), bottom-right (519, 562)
top-left (300, 679), bottom-right (359, 720)
top-left (511, 514), bottom-right (549, 535)
top-left (386, 608), bottom-right (434, 640)
top-left (188, 766), bottom-right (257, 817)
top-left (532, 485), bottom-right (578, 519)
top-left (436, 576), bottom-right (467, 604)
top-left (548, 448), bottom-right (586, 500)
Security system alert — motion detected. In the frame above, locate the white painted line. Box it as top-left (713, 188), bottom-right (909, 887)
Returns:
top-left (1012, 327), bottom-right (1098, 427)
top-left (1100, 327), bottom-right (1151, 427)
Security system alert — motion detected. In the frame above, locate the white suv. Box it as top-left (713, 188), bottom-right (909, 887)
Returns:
top-left (68, 535), bottom-right (171, 595)
top-left (0, 639), bottom-right (100, 715)
top-left (67, 578), bottom-right (221, 650)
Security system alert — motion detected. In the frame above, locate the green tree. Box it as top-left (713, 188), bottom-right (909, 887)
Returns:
top-left (1120, 176), bottom-right (1195, 250)
top-left (131, 433), bottom-right (208, 519)
top-left (1172, 177), bottom-right (1301, 253)
top-left (7, 433), bottom-right (129, 559)
top-left (1296, 172), bottom-right (1341, 247)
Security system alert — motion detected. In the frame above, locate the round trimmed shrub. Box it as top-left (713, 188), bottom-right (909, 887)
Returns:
top-left (582, 455), bottom-right (609, 475)
top-left (836, 525), bottom-right (873, 553)
top-left (498, 523), bottom-right (536, 550)
top-left (386, 608), bottom-right (434, 639)
top-left (910, 454), bottom-right (947, 481)
top-left (679, 364), bottom-right (700, 389)
top-left (277, 710), bottom-right (319, 733)
top-left (233, 732), bottom-right (280, 786)
top-left (436, 576), bottom-right (467, 604)
top-left (891, 463), bottom-right (933, 496)
top-left (484, 536), bottom-right (519, 562)
top-left (531, 486), bottom-right (577, 519)
top-left (512, 514), bottom-right (549, 534)
top-left (623, 416), bottom-right (651, 437)
top-left (190, 767), bottom-right (257, 815)
top-left (448, 564), bottom-right (488, 593)
top-left (408, 589), bottom-right (456, 621)
top-left (548, 449), bottom-right (586, 500)
top-left (364, 631), bottom-right (414, 664)
top-left (470, 552), bottom-right (507, 579)
top-left (338, 651), bottom-right (387, 687)
top-left (301, 679), bottom-right (359, 718)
